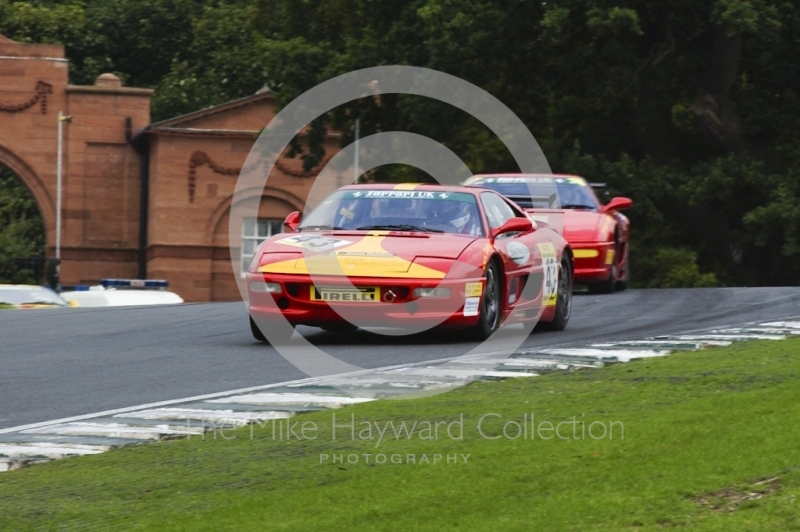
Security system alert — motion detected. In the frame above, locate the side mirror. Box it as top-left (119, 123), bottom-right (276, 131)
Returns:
top-left (283, 211), bottom-right (301, 232)
top-left (493, 217), bottom-right (533, 237)
top-left (601, 197), bottom-right (632, 213)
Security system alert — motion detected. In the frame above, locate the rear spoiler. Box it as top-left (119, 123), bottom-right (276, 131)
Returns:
top-left (588, 182), bottom-right (606, 190)
top-left (507, 193), bottom-right (558, 208)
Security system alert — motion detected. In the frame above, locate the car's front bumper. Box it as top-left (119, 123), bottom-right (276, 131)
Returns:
top-left (247, 272), bottom-right (486, 329)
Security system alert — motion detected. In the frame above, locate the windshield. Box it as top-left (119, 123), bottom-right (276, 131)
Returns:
top-left (469, 176), bottom-right (599, 210)
top-left (299, 189), bottom-right (485, 236)
top-left (0, 287), bottom-right (68, 306)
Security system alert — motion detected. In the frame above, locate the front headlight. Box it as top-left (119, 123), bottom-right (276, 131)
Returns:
top-left (250, 281), bottom-right (283, 293)
top-left (412, 287), bottom-right (451, 298)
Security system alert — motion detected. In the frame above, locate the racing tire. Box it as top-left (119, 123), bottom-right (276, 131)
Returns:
top-left (588, 266), bottom-right (615, 294)
top-left (250, 315), bottom-right (294, 344)
top-left (539, 256), bottom-right (573, 331)
top-left (250, 316), bottom-right (268, 343)
top-left (615, 255), bottom-right (629, 292)
top-left (588, 236), bottom-right (620, 295)
top-left (470, 260), bottom-right (502, 340)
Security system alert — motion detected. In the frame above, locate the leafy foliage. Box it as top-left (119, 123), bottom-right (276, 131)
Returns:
top-left (0, 0), bottom-right (798, 287)
top-left (0, 166), bottom-right (45, 284)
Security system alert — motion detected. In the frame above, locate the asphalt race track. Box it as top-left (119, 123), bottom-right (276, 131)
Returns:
top-left (1, 287), bottom-right (799, 430)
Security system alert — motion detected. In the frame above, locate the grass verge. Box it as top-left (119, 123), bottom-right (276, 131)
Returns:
top-left (2, 339), bottom-right (800, 530)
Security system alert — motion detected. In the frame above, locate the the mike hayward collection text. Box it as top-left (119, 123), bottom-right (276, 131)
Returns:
top-left (188, 412), bottom-right (624, 447)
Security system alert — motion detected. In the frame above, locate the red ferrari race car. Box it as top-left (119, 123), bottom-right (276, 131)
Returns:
top-left (465, 174), bottom-right (631, 293)
top-left (246, 184), bottom-right (573, 342)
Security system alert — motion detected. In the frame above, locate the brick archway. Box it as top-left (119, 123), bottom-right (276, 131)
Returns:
top-left (1, 34), bottom-right (153, 286)
top-left (0, 142), bottom-right (54, 245)
top-left (1, 33), bottom-right (346, 300)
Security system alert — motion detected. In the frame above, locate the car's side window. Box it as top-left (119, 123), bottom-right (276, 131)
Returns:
top-left (481, 192), bottom-right (516, 229)
top-left (501, 196), bottom-right (527, 218)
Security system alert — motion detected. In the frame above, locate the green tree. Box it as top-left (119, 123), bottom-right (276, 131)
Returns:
top-left (0, 166), bottom-right (45, 284)
top-left (1, 0), bottom-right (798, 287)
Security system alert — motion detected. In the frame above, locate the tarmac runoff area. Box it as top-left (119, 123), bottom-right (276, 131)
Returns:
top-left (1, 318), bottom-right (799, 472)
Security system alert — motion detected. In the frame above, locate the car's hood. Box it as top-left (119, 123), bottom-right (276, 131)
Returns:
top-left (526, 209), bottom-right (613, 243)
top-left (258, 232), bottom-right (479, 278)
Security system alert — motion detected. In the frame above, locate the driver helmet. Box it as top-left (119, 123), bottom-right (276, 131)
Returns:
top-left (439, 200), bottom-right (471, 230)
top-left (558, 183), bottom-right (584, 207)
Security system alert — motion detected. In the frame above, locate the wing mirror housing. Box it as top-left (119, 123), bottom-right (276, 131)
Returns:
top-left (601, 197), bottom-right (632, 213)
top-left (283, 211), bottom-right (301, 232)
top-left (493, 217), bottom-right (533, 238)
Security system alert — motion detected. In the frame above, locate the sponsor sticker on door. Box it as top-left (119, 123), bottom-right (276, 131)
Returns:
top-left (465, 282), bottom-right (483, 298)
top-left (463, 296), bottom-right (481, 317)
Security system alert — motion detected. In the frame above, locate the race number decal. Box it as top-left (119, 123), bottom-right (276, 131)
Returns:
top-left (537, 243), bottom-right (558, 307)
top-left (276, 235), bottom-right (351, 252)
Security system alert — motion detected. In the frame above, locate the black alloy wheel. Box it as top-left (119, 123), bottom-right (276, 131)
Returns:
top-left (472, 260), bottom-right (502, 340)
top-left (541, 256), bottom-right (573, 331)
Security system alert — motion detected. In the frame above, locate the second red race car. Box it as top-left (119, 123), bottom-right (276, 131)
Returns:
top-left (246, 184), bottom-right (573, 342)
top-left (465, 174), bottom-right (632, 293)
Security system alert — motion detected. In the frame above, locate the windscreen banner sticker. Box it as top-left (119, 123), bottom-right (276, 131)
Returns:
top-left (465, 282), bottom-right (483, 297)
top-left (276, 235), bottom-right (351, 252)
top-left (474, 177), bottom-right (545, 184)
top-left (342, 190), bottom-right (476, 203)
top-left (538, 243), bottom-right (558, 307)
top-left (506, 242), bottom-right (531, 266)
top-left (473, 176), bottom-right (586, 186)
top-left (463, 296), bottom-right (481, 317)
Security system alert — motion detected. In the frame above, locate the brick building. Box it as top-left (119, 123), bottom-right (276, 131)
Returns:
top-left (0, 35), bottom-right (347, 301)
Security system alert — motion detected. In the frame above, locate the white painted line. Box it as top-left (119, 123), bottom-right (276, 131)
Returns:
top-left (656, 334), bottom-right (786, 341)
top-left (287, 381), bottom-right (469, 395)
top-left (483, 371), bottom-right (538, 378)
top-left (389, 367), bottom-right (530, 379)
top-left (119, 408), bottom-right (291, 426)
top-left (288, 377), bottom-right (468, 388)
top-left (593, 340), bottom-right (731, 348)
top-left (21, 422), bottom-right (199, 440)
top-left (761, 321), bottom-right (800, 329)
top-left (499, 360), bottom-right (598, 369)
top-left (455, 358), bottom-right (540, 366)
top-left (0, 443), bottom-right (107, 459)
top-left (533, 348), bottom-right (670, 362)
top-left (579, 347), bottom-right (672, 356)
top-left (208, 393), bottom-right (375, 408)
top-left (712, 327), bottom-right (800, 335)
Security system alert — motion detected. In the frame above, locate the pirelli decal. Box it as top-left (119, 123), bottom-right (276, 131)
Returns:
top-left (310, 286), bottom-right (380, 302)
